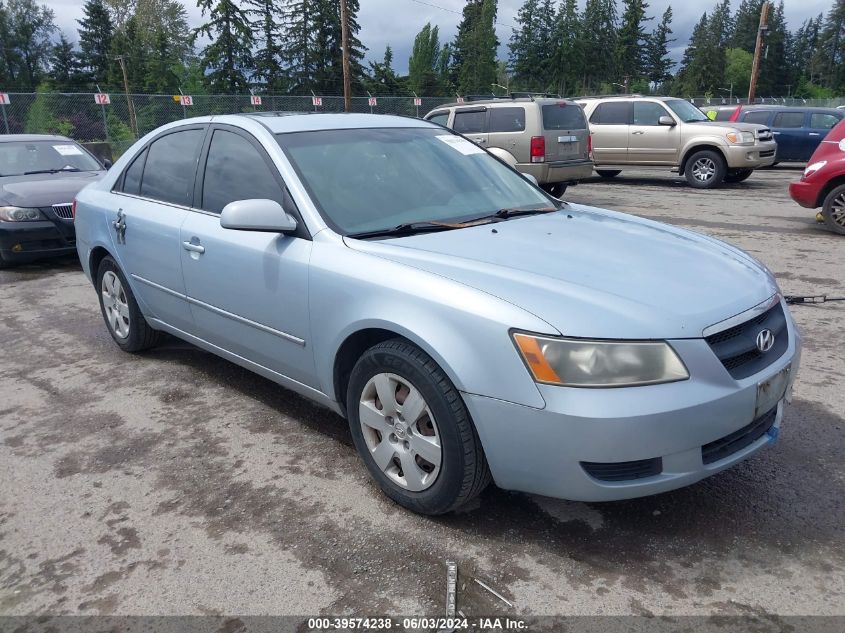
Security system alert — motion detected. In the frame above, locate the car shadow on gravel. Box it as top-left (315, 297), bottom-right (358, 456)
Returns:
top-left (0, 255), bottom-right (81, 283)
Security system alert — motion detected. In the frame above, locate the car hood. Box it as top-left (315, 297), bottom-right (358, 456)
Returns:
top-left (0, 171), bottom-right (104, 207)
top-left (689, 120), bottom-right (770, 134)
top-left (344, 205), bottom-right (778, 339)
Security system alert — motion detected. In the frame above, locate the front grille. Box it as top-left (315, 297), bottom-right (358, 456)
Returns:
top-left (52, 203), bottom-right (74, 219)
top-left (705, 302), bottom-right (788, 380)
top-left (702, 406), bottom-right (777, 465)
top-left (760, 149), bottom-right (775, 158)
top-left (581, 457), bottom-right (662, 482)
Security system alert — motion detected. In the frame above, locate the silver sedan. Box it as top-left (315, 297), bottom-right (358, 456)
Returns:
top-left (74, 113), bottom-right (801, 515)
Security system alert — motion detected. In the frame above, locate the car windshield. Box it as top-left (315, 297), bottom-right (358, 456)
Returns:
top-left (0, 140), bottom-right (102, 176)
top-left (277, 127), bottom-right (554, 236)
top-left (665, 99), bottom-right (710, 123)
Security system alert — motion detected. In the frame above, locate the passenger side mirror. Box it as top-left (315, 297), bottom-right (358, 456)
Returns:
top-left (102, 158), bottom-right (113, 169)
top-left (220, 199), bottom-right (298, 234)
top-left (522, 173), bottom-right (539, 186)
top-left (658, 115), bottom-right (676, 127)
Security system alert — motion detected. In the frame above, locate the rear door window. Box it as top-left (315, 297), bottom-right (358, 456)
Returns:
top-left (633, 101), bottom-right (671, 126)
top-left (453, 110), bottom-right (488, 134)
top-left (489, 107), bottom-right (526, 132)
top-left (140, 128), bottom-right (204, 206)
top-left (426, 111), bottom-right (449, 127)
top-left (542, 104), bottom-right (586, 130)
top-left (200, 129), bottom-right (284, 214)
top-left (589, 102), bottom-right (631, 125)
top-left (743, 111), bottom-right (772, 125)
top-left (772, 112), bottom-right (805, 128)
top-left (810, 113), bottom-right (841, 130)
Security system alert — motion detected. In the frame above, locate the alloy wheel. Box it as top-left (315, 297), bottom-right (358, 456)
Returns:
top-left (358, 372), bottom-right (442, 492)
top-left (101, 270), bottom-right (130, 339)
top-left (692, 157), bottom-right (716, 182)
top-left (831, 192), bottom-right (845, 228)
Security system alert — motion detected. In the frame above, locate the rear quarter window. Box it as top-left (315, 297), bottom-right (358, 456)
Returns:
top-left (426, 111), bottom-right (449, 127)
top-left (542, 104), bottom-right (587, 130)
top-left (589, 102), bottom-right (630, 125)
top-left (772, 112), bottom-right (805, 128)
top-left (810, 113), bottom-right (841, 130)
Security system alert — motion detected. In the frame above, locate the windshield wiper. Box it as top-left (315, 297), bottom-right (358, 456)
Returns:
top-left (23, 168), bottom-right (81, 175)
top-left (348, 221), bottom-right (466, 239)
top-left (462, 206), bottom-right (559, 224)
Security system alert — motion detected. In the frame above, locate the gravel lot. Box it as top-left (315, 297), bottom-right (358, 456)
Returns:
top-left (1, 167), bottom-right (843, 628)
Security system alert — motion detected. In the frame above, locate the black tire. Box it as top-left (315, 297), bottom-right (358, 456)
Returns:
top-left (96, 255), bottom-right (161, 352)
top-left (596, 169), bottom-right (621, 178)
top-left (346, 338), bottom-right (491, 515)
top-left (541, 182), bottom-right (568, 197)
top-left (724, 169), bottom-right (754, 183)
top-left (684, 149), bottom-right (727, 189)
top-left (821, 184), bottom-right (845, 236)
top-left (0, 253), bottom-right (11, 269)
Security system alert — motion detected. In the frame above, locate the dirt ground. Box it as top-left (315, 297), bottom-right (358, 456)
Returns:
top-left (1, 166), bottom-right (843, 629)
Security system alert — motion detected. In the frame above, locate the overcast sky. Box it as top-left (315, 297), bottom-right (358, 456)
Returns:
top-left (47, 0), bottom-right (833, 75)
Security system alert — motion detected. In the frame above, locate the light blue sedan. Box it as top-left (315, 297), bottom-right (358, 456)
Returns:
top-left (74, 113), bottom-right (801, 515)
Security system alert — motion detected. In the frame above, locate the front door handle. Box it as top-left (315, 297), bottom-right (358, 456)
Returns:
top-left (631, 130), bottom-right (645, 135)
top-left (112, 209), bottom-right (126, 244)
top-left (472, 137), bottom-right (486, 143)
top-left (182, 241), bottom-right (205, 254)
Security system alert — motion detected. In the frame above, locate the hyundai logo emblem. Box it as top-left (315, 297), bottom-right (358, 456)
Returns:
top-left (756, 329), bottom-right (775, 353)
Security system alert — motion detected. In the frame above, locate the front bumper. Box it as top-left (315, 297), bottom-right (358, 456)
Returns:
top-left (0, 220), bottom-right (76, 263)
top-left (517, 159), bottom-right (594, 185)
top-left (464, 306), bottom-right (801, 502)
top-left (788, 178), bottom-right (822, 209)
top-left (724, 141), bottom-right (777, 169)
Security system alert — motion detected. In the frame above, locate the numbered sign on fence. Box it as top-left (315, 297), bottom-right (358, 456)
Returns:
top-left (0, 93), bottom-right (10, 105)
top-left (456, 97), bottom-right (465, 104)
top-left (312, 96), bottom-right (322, 107)
top-left (250, 95), bottom-right (262, 106)
top-left (368, 97), bottom-right (378, 107)
top-left (180, 95), bottom-right (193, 106)
top-left (413, 97), bottom-right (422, 106)
top-left (94, 93), bottom-right (110, 105)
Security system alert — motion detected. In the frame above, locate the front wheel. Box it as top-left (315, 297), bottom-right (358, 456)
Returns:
top-left (596, 169), bottom-right (621, 178)
top-left (346, 338), bottom-right (490, 515)
top-left (684, 150), bottom-right (727, 189)
top-left (821, 184), bottom-right (845, 235)
top-left (96, 256), bottom-right (161, 352)
top-left (724, 169), bottom-right (753, 183)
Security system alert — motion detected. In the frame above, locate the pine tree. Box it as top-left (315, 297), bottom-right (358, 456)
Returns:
top-left (577, 0), bottom-right (618, 92)
top-left (194, 0), bottom-right (254, 92)
top-left (644, 6), bottom-right (674, 88)
top-left (5, 0), bottom-right (56, 90)
top-left (49, 34), bottom-right (83, 90)
top-left (109, 16), bottom-right (147, 92)
top-left (409, 23), bottom-right (444, 95)
top-left (757, 0), bottom-right (790, 95)
top-left (453, 0), bottom-right (499, 95)
top-left (616, 0), bottom-right (652, 86)
top-left (790, 15), bottom-right (823, 86)
top-left (814, 0), bottom-right (845, 91)
top-left (77, 0), bottom-right (113, 86)
top-left (145, 28), bottom-right (178, 92)
top-left (367, 46), bottom-right (401, 95)
top-left (730, 0), bottom-right (763, 52)
top-left (281, 0), bottom-right (314, 93)
top-left (550, 0), bottom-right (580, 95)
top-left (248, 0), bottom-right (285, 91)
top-left (675, 12), bottom-right (710, 96)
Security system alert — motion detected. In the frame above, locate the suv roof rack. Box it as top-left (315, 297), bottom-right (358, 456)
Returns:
top-left (572, 93), bottom-right (645, 100)
top-left (456, 92), bottom-right (565, 105)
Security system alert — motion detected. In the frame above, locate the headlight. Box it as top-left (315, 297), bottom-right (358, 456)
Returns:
top-left (0, 206), bottom-right (46, 222)
top-left (512, 333), bottom-right (689, 387)
top-left (726, 131), bottom-right (754, 144)
top-left (803, 160), bottom-right (827, 177)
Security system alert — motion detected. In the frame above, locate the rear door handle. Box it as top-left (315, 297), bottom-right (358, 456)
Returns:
top-left (472, 137), bottom-right (486, 143)
top-left (182, 241), bottom-right (205, 254)
top-left (809, 132), bottom-right (820, 136)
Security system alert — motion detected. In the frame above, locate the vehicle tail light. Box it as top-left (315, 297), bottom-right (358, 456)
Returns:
top-left (587, 134), bottom-right (593, 159)
top-left (72, 199), bottom-right (77, 221)
top-left (530, 136), bottom-right (545, 163)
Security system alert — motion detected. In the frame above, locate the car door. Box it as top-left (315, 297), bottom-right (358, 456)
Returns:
top-left (179, 125), bottom-right (317, 387)
top-left (770, 111), bottom-right (807, 161)
top-left (628, 101), bottom-right (680, 164)
top-left (110, 126), bottom-right (206, 332)
top-left (452, 107), bottom-right (489, 148)
top-left (587, 101), bottom-right (631, 164)
top-left (807, 112), bottom-right (843, 160)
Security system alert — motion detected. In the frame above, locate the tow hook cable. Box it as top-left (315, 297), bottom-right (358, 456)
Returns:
top-left (785, 295), bottom-right (845, 305)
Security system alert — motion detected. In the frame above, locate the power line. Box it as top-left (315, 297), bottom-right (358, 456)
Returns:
top-left (404, 0), bottom-right (517, 30)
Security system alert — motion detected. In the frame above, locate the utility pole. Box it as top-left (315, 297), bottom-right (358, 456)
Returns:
top-left (747, 1), bottom-right (770, 104)
top-left (116, 55), bottom-right (138, 137)
top-left (340, 0), bottom-right (352, 113)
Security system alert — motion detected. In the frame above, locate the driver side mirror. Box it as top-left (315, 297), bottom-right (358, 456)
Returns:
top-left (658, 115), bottom-right (676, 127)
top-left (102, 158), bottom-right (113, 169)
top-left (220, 199), bottom-right (298, 234)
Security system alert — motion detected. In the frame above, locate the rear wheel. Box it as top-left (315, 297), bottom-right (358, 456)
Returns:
top-left (346, 338), bottom-right (490, 515)
top-left (684, 150), bottom-right (727, 189)
top-left (821, 184), bottom-right (845, 235)
top-left (724, 169), bottom-right (753, 183)
top-left (541, 182), bottom-right (567, 198)
top-left (596, 169), bottom-right (621, 178)
top-left (96, 256), bottom-right (161, 352)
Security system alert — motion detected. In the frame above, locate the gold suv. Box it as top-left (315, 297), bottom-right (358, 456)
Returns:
top-left (576, 96), bottom-right (777, 188)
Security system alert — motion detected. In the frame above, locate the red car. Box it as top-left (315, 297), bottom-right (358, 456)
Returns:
top-left (789, 118), bottom-right (845, 235)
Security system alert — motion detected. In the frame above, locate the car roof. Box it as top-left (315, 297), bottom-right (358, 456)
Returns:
top-left (0, 134), bottom-right (72, 143)
top-left (435, 97), bottom-right (572, 109)
top-left (223, 112), bottom-right (435, 133)
top-left (738, 105), bottom-right (842, 113)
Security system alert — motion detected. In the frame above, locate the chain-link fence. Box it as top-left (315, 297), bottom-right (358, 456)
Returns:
top-left (0, 92), bottom-right (455, 156)
top-left (689, 96), bottom-right (845, 108)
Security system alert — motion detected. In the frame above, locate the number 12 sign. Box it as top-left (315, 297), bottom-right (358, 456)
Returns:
top-left (94, 93), bottom-right (110, 105)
